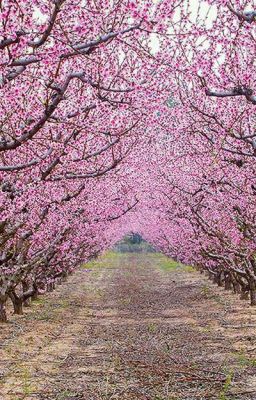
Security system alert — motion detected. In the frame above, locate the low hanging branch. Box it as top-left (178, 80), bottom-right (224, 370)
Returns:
top-left (206, 87), bottom-right (256, 105)
top-left (2, 23), bottom-right (142, 84)
top-left (0, 148), bottom-right (53, 171)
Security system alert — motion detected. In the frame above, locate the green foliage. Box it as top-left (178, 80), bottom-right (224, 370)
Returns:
top-left (114, 234), bottom-right (156, 253)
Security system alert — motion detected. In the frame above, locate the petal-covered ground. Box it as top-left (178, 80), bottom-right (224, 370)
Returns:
top-left (0, 252), bottom-right (256, 400)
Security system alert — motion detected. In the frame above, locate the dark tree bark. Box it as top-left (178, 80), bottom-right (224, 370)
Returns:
top-left (31, 284), bottom-right (39, 301)
top-left (214, 271), bottom-right (223, 287)
top-left (9, 283), bottom-right (37, 314)
top-left (249, 279), bottom-right (256, 306)
top-left (47, 282), bottom-right (55, 292)
top-left (22, 281), bottom-right (31, 307)
top-left (232, 281), bottom-right (241, 294)
top-left (9, 291), bottom-right (23, 315)
top-left (0, 299), bottom-right (7, 322)
top-left (224, 272), bottom-right (232, 290)
top-left (240, 289), bottom-right (249, 300)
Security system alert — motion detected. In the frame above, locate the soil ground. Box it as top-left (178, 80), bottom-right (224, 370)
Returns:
top-left (0, 251), bottom-right (256, 400)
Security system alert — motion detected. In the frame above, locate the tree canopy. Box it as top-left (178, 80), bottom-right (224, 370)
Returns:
top-left (1, 0), bottom-right (256, 321)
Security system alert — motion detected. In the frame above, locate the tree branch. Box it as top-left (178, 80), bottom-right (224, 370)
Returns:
top-left (0, 72), bottom-right (87, 152)
top-left (0, 148), bottom-right (53, 171)
top-left (31, 0), bottom-right (65, 48)
top-left (107, 198), bottom-right (139, 221)
top-left (60, 24), bottom-right (142, 59)
top-left (206, 87), bottom-right (256, 105)
top-left (227, 3), bottom-right (256, 23)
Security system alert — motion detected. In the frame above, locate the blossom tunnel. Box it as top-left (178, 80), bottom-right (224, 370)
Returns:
top-left (0, 0), bottom-right (256, 322)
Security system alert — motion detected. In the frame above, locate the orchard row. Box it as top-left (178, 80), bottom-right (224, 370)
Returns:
top-left (0, 0), bottom-right (255, 321)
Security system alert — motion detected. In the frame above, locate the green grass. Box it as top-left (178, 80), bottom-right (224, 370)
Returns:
top-left (182, 265), bottom-right (196, 272)
top-left (17, 367), bottom-right (36, 397)
top-left (219, 370), bottom-right (234, 400)
top-left (82, 251), bottom-right (195, 275)
top-left (82, 250), bottom-right (120, 269)
top-left (148, 322), bottom-right (157, 333)
top-left (234, 351), bottom-right (256, 367)
top-left (56, 390), bottom-right (80, 399)
top-left (151, 253), bottom-right (194, 272)
top-left (31, 297), bottom-right (45, 305)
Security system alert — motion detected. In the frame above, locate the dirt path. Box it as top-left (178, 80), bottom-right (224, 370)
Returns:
top-left (0, 252), bottom-right (256, 400)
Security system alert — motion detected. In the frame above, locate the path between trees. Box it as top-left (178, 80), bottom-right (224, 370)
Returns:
top-left (0, 252), bottom-right (256, 400)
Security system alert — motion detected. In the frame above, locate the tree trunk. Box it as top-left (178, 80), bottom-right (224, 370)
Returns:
top-left (224, 273), bottom-right (232, 290)
top-left (210, 274), bottom-right (215, 282)
top-left (232, 281), bottom-right (241, 294)
top-left (31, 288), bottom-right (38, 301)
top-left (22, 281), bottom-right (31, 307)
top-left (9, 291), bottom-right (23, 315)
top-left (240, 289), bottom-right (249, 300)
top-left (236, 276), bottom-right (249, 300)
top-left (62, 272), bottom-right (68, 282)
top-left (13, 299), bottom-right (23, 314)
top-left (47, 282), bottom-right (54, 292)
top-left (216, 272), bottom-right (223, 287)
top-left (0, 301), bottom-right (7, 323)
top-left (249, 280), bottom-right (256, 306)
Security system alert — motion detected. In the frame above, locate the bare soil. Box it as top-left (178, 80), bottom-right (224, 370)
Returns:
top-left (0, 252), bottom-right (256, 400)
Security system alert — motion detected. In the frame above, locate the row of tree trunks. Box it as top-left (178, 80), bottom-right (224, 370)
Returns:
top-left (205, 269), bottom-right (256, 306)
top-left (0, 272), bottom-right (71, 322)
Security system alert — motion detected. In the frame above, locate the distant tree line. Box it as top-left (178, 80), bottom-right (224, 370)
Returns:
top-left (114, 233), bottom-right (156, 253)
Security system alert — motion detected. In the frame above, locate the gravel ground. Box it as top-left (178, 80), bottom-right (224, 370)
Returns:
top-left (0, 252), bottom-right (256, 400)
